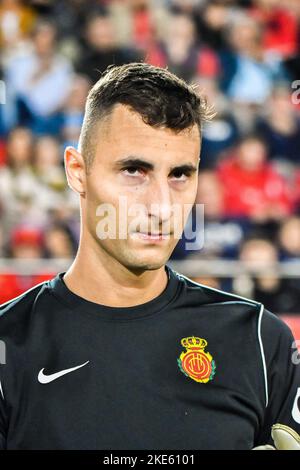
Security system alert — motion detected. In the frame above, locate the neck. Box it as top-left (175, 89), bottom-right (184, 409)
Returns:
top-left (63, 233), bottom-right (168, 308)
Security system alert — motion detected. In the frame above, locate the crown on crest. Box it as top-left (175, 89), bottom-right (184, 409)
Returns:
top-left (181, 336), bottom-right (207, 350)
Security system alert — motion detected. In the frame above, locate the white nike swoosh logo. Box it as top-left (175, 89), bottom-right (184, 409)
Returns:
top-left (292, 387), bottom-right (300, 424)
top-left (38, 361), bottom-right (89, 384)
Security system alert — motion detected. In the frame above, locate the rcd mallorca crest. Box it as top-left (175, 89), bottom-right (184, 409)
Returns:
top-left (177, 336), bottom-right (216, 383)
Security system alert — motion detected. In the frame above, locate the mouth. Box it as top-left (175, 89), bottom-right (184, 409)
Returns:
top-left (130, 231), bottom-right (171, 242)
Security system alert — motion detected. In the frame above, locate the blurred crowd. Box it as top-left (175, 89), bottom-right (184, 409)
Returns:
top-left (0, 0), bottom-right (299, 313)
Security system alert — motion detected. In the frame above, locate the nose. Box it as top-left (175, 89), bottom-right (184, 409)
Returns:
top-left (147, 178), bottom-right (173, 224)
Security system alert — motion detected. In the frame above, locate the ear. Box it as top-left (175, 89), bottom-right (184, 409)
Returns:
top-left (64, 146), bottom-right (86, 196)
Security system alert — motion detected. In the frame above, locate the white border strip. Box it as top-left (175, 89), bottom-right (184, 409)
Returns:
top-left (173, 270), bottom-right (260, 306)
top-left (258, 304), bottom-right (268, 407)
top-left (0, 379), bottom-right (4, 401)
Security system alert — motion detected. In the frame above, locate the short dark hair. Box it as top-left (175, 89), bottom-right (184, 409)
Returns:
top-left (79, 62), bottom-right (215, 170)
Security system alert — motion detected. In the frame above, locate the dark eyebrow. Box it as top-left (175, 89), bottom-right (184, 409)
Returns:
top-left (169, 164), bottom-right (198, 174)
top-left (113, 157), bottom-right (154, 171)
top-left (113, 157), bottom-right (198, 174)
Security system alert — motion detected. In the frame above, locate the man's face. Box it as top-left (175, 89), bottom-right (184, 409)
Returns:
top-left (81, 104), bottom-right (201, 272)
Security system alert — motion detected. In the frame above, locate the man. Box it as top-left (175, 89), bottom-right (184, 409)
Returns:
top-left (0, 63), bottom-right (299, 450)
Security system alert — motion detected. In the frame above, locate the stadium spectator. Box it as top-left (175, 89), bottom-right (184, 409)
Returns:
top-left (0, 0), bottom-right (36, 51)
top-left (278, 216), bottom-right (300, 261)
top-left (126, 0), bottom-right (155, 52)
top-left (0, 127), bottom-right (39, 232)
top-left (250, 0), bottom-right (299, 58)
top-left (238, 236), bottom-right (300, 314)
top-left (196, 169), bottom-right (255, 258)
top-left (255, 84), bottom-right (300, 165)
top-left (194, 0), bottom-right (232, 51)
top-left (31, 0), bottom-right (95, 39)
top-left (33, 135), bottom-right (65, 187)
top-left (216, 134), bottom-right (294, 221)
top-left (9, 225), bottom-right (44, 259)
top-left (146, 12), bottom-right (219, 82)
top-left (43, 222), bottom-right (77, 259)
top-left (75, 13), bottom-right (141, 84)
top-left (220, 14), bottom-right (287, 104)
top-left (4, 19), bottom-right (74, 134)
top-left (32, 135), bottom-right (78, 223)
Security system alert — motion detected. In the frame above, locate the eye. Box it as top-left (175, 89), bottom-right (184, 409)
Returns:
top-left (170, 170), bottom-right (191, 181)
top-left (122, 166), bottom-right (145, 177)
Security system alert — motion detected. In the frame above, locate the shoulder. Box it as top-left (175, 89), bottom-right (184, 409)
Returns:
top-left (173, 269), bottom-right (262, 310)
top-left (260, 307), bottom-right (293, 336)
top-left (172, 269), bottom-right (296, 343)
top-left (260, 307), bottom-right (296, 357)
top-left (0, 279), bottom-right (51, 337)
